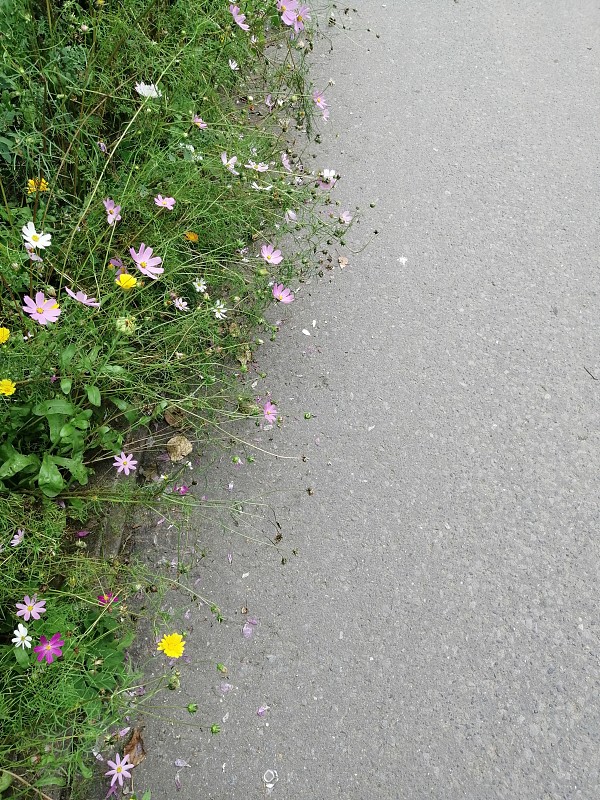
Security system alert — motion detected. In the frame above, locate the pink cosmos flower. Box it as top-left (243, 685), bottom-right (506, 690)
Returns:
top-left (154, 194), bottom-right (176, 210)
top-left (284, 209), bottom-right (297, 224)
top-left (10, 528), bottom-right (25, 547)
top-left (22, 292), bottom-right (61, 326)
top-left (130, 243), bottom-right (164, 279)
top-left (281, 152), bottom-right (292, 172)
top-left (25, 245), bottom-right (43, 263)
top-left (261, 244), bottom-right (283, 265)
top-left (272, 283), bottom-right (294, 304)
top-left (173, 297), bottom-right (188, 311)
top-left (282, 4), bottom-right (310, 32)
top-left (113, 452), bottom-right (138, 475)
top-left (65, 288), bottom-right (101, 308)
top-left (312, 90), bottom-right (327, 110)
top-left (103, 198), bottom-right (121, 226)
top-left (105, 753), bottom-right (133, 787)
top-left (339, 210), bottom-right (353, 224)
top-left (16, 595), bottom-right (47, 621)
top-left (192, 116), bottom-right (208, 129)
top-left (322, 107), bottom-right (330, 122)
top-left (33, 632), bottom-right (64, 664)
top-left (98, 592), bottom-right (120, 607)
top-left (277, 0), bottom-right (298, 11)
top-left (174, 485), bottom-right (190, 495)
top-left (229, 4), bottom-right (250, 30)
top-left (263, 400), bottom-right (278, 423)
top-left (245, 160), bottom-right (269, 172)
top-left (317, 168), bottom-right (337, 189)
top-left (221, 152), bottom-right (239, 175)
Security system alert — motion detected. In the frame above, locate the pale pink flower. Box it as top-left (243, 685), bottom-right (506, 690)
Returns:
top-left (339, 210), bottom-right (353, 224)
top-left (25, 245), bottom-right (43, 263)
top-left (229, 4), bottom-right (250, 30)
top-left (245, 160), bottom-right (269, 172)
top-left (22, 292), bottom-right (61, 325)
top-left (281, 152), bottom-right (292, 172)
top-left (272, 283), bottom-right (294, 304)
top-left (173, 297), bottom-right (188, 311)
top-left (263, 400), bottom-right (278, 423)
top-left (10, 528), bottom-right (25, 547)
top-left (221, 152), bottom-right (239, 175)
top-left (322, 107), bottom-right (330, 122)
top-left (282, 4), bottom-right (310, 32)
top-left (65, 288), bottom-right (101, 308)
top-left (317, 168), bottom-right (337, 189)
top-left (261, 244), bottom-right (283, 265)
top-left (277, 0), bottom-right (298, 11)
top-left (16, 595), bottom-right (46, 622)
top-left (130, 242), bottom-right (164, 279)
top-left (113, 452), bottom-right (138, 475)
top-left (284, 209), bottom-right (297, 223)
top-left (154, 194), bottom-right (176, 210)
top-left (192, 116), bottom-right (208, 129)
top-left (105, 753), bottom-right (133, 787)
top-left (103, 198), bottom-right (121, 226)
top-left (312, 90), bottom-right (327, 110)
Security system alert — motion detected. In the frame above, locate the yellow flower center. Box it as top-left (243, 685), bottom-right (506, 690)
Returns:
top-left (36, 307), bottom-right (44, 314)
top-left (140, 261), bottom-right (147, 268)
top-left (32, 234), bottom-right (40, 242)
top-left (116, 767), bottom-right (122, 774)
top-left (27, 604), bottom-right (33, 611)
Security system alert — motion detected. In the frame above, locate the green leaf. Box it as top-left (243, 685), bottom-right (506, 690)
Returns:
top-left (59, 343), bottom-right (77, 369)
top-left (38, 454), bottom-right (65, 497)
top-left (14, 646), bottom-right (29, 667)
top-left (0, 449), bottom-right (40, 479)
top-left (35, 775), bottom-right (65, 788)
top-left (85, 384), bottom-right (101, 407)
top-left (0, 772), bottom-right (14, 793)
top-left (52, 456), bottom-right (89, 485)
top-left (32, 398), bottom-right (75, 417)
top-left (142, 792), bottom-right (152, 800)
top-left (47, 414), bottom-right (65, 444)
top-left (110, 397), bottom-right (129, 411)
top-left (116, 630), bottom-right (136, 651)
top-left (100, 364), bottom-right (126, 376)
top-left (60, 377), bottom-right (72, 394)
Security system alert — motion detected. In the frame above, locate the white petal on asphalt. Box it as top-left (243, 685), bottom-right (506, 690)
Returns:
top-left (302, 329), bottom-right (311, 336)
top-left (174, 759), bottom-right (191, 768)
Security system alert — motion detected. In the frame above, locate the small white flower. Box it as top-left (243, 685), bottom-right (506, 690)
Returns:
top-left (193, 278), bottom-right (207, 293)
top-left (221, 152), bottom-right (239, 175)
top-left (228, 59), bottom-right (239, 71)
top-left (284, 209), bottom-right (297, 223)
top-left (321, 168), bottom-right (336, 182)
top-left (213, 300), bottom-right (228, 320)
top-left (135, 82), bottom-right (162, 98)
top-left (22, 221), bottom-right (51, 250)
top-left (12, 623), bottom-right (32, 649)
top-left (173, 297), bottom-right (189, 311)
top-left (244, 160), bottom-right (269, 173)
top-left (250, 182), bottom-right (273, 191)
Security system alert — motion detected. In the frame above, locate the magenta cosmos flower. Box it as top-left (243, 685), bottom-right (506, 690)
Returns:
top-left (263, 400), bottom-right (278, 423)
top-left (103, 198), bottom-right (121, 226)
top-left (22, 292), bottom-right (61, 326)
top-left (229, 4), bottom-right (250, 30)
top-left (16, 594), bottom-right (47, 621)
top-left (154, 194), bottom-right (176, 210)
top-left (33, 632), bottom-right (64, 664)
top-left (282, 4), bottom-right (310, 32)
top-left (105, 753), bottom-right (133, 787)
top-left (272, 283), bottom-right (294, 304)
top-left (65, 288), bottom-right (101, 308)
top-left (113, 452), bottom-right (138, 475)
top-left (261, 244), bottom-right (283, 265)
top-left (98, 592), bottom-right (120, 607)
top-left (129, 243), bottom-right (164, 279)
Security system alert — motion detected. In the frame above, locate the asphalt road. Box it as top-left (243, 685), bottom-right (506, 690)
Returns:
top-left (135, 2), bottom-right (600, 798)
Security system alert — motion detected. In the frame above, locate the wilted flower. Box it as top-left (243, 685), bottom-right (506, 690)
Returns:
top-left (65, 288), bottom-right (101, 308)
top-left (318, 168), bottom-right (337, 189)
top-left (10, 528), bottom-right (25, 546)
top-left (135, 82), bottom-right (162, 98)
top-left (339, 210), bottom-right (353, 224)
top-left (284, 209), bottom-right (297, 224)
top-left (281, 152), bottom-right (292, 172)
top-left (228, 59), bottom-right (239, 71)
top-left (98, 141), bottom-right (108, 153)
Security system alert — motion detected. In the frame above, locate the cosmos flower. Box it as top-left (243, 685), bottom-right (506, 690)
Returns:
top-left (16, 595), bottom-right (46, 622)
top-left (229, 4), bottom-right (250, 30)
top-left (154, 194), bottom-right (176, 210)
top-left (263, 400), bottom-right (278, 423)
top-left (103, 198), bottom-right (121, 225)
top-left (12, 624), bottom-right (32, 649)
top-left (213, 300), bottom-right (227, 319)
top-left (130, 242), bottom-right (164, 279)
top-left (272, 283), bottom-right (294, 303)
top-left (113, 452), bottom-right (138, 475)
top-left (192, 116), bottom-right (208, 129)
top-left (22, 292), bottom-right (61, 325)
top-left (33, 632), bottom-right (64, 664)
top-left (173, 297), bottom-right (189, 311)
top-left (135, 82), bottom-right (162, 98)
top-left (65, 288), bottom-right (101, 308)
top-left (260, 244), bottom-right (283, 265)
top-left (221, 152), bottom-right (239, 175)
top-left (21, 221), bottom-right (51, 250)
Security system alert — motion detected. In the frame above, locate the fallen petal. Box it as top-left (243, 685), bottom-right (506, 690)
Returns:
top-left (242, 622), bottom-right (254, 639)
top-left (174, 759), bottom-right (191, 768)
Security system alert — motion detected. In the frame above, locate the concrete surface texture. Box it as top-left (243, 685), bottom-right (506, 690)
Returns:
top-left (134, 2), bottom-right (600, 798)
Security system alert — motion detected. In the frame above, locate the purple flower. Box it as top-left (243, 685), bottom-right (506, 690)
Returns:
top-left (130, 242), bottom-right (164, 280)
top-left (10, 528), bottom-right (25, 547)
top-left (263, 400), bottom-right (278, 423)
top-left (229, 4), bottom-right (250, 30)
top-left (103, 198), bottom-right (121, 226)
top-left (257, 705), bottom-right (269, 716)
top-left (98, 141), bottom-right (108, 153)
top-left (98, 592), bottom-right (120, 607)
top-left (65, 288), bottom-right (101, 308)
top-left (77, 530), bottom-right (90, 537)
top-left (272, 283), bottom-right (294, 304)
top-left (22, 292), bottom-right (61, 326)
top-left (154, 194), bottom-right (176, 210)
top-left (113, 452), bottom-right (138, 475)
top-left (105, 753), bottom-right (133, 787)
top-left (192, 116), bottom-right (208, 129)
top-left (16, 594), bottom-right (46, 621)
top-left (33, 632), bottom-right (64, 664)
top-left (242, 622), bottom-right (254, 639)
top-left (261, 244), bottom-right (283, 265)
top-left (277, 0), bottom-right (298, 12)
top-left (174, 485), bottom-right (190, 495)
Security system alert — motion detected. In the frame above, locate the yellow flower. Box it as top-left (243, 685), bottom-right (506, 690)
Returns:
top-left (115, 273), bottom-right (137, 290)
top-left (0, 379), bottom-right (16, 396)
top-left (184, 231), bottom-right (199, 242)
top-left (26, 177), bottom-right (49, 195)
top-left (0, 328), bottom-right (9, 344)
top-left (157, 632), bottom-right (185, 659)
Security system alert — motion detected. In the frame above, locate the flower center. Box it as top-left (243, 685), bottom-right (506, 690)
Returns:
top-left (36, 307), bottom-right (44, 314)
top-left (45, 643), bottom-right (52, 651)
top-left (140, 261), bottom-right (147, 268)
top-left (27, 604), bottom-right (33, 611)
top-left (32, 234), bottom-right (39, 242)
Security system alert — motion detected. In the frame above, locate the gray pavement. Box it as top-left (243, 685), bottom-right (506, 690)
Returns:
top-left (134, 2), bottom-right (600, 798)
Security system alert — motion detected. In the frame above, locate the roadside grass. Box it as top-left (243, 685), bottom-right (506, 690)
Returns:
top-left (0, 0), bottom-right (347, 796)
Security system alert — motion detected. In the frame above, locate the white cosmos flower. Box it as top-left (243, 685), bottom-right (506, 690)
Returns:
top-left (22, 221), bottom-right (52, 250)
top-left (213, 300), bottom-right (228, 319)
top-left (12, 623), bottom-right (32, 649)
top-left (135, 82), bottom-right (162, 98)
top-left (228, 59), bottom-right (239, 71)
top-left (193, 278), bottom-right (207, 293)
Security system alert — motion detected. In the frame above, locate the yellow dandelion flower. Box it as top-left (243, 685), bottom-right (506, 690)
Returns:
top-left (157, 632), bottom-right (185, 659)
top-left (0, 379), bottom-right (16, 396)
top-left (184, 231), bottom-right (199, 242)
top-left (115, 273), bottom-right (137, 290)
top-left (26, 177), bottom-right (49, 195)
top-left (0, 327), bottom-right (9, 344)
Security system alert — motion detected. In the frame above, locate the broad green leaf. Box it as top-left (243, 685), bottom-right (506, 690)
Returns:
top-left (59, 344), bottom-right (77, 368)
top-left (85, 384), bottom-right (101, 407)
top-left (32, 398), bottom-right (75, 417)
top-left (47, 414), bottom-right (65, 444)
top-left (101, 364), bottom-right (126, 376)
top-left (14, 647), bottom-right (29, 667)
top-left (60, 377), bottom-right (72, 394)
top-left (110, 397), bottom-right (129, 411)
top-left (0, 450), bottom-right (40, 479)
top-left (38, 454), bottom-right (65, 497)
